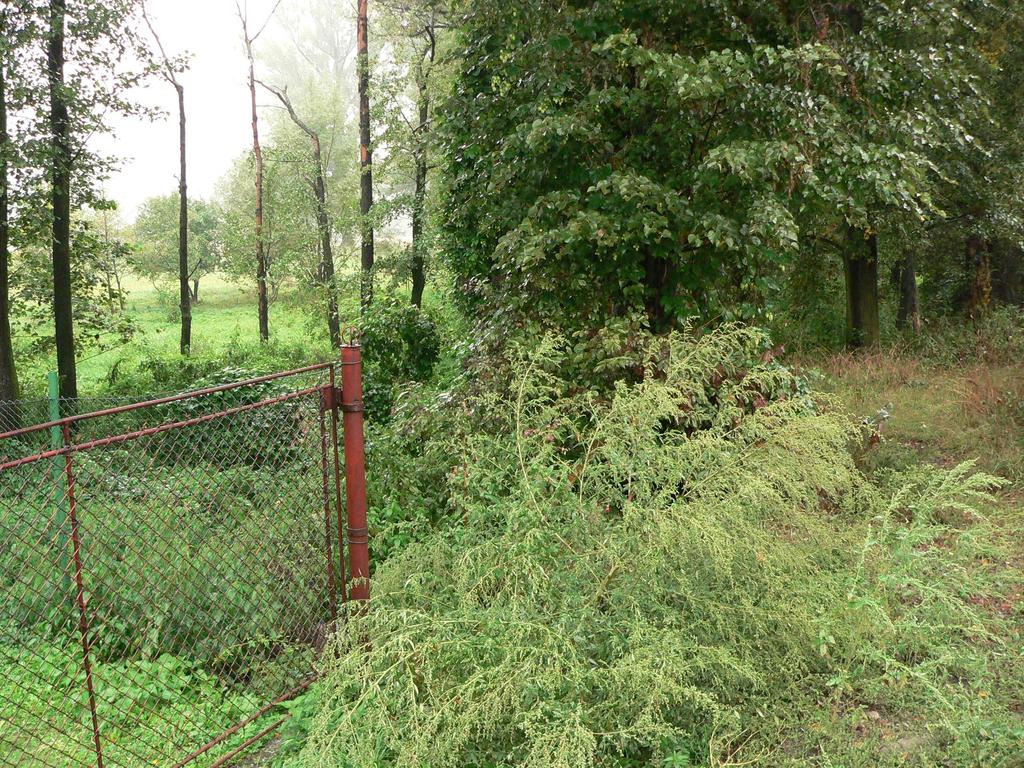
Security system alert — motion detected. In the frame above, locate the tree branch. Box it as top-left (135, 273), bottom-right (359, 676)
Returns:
top-left (256, 79), bottom-right (317, 142)
top-left (251, 0), bottom-right (286, 43)
top-left (140, 0), bottom-right (183, 87)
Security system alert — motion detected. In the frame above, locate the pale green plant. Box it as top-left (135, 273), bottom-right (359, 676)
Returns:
top-left (301, 326), bottom-right (1012, 768)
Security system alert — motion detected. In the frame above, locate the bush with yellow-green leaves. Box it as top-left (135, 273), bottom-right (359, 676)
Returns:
top-left (302, 326), bottom-right (1020, 768)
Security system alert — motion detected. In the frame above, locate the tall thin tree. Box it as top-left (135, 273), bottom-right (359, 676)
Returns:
top-left (357, 0), bottom-right (374, 308)
top-left (410, 11), bottom-right (436, 308)
top-left (236, 0), bottom-right (281, 342)
top-left (0, 7), bottom-right (20, 426)
top-left (379, 0), bottom-right (447, 306)
top-left (48, 0), bottom-right (76, 402)
top-left (261, 82), bottom-right (342, 348)
top-left (142, 2), bottom-right (192, 355)
top-left (843, 225), bottom-right (881, 348)
top-left (896, 251), bottom-right (921, 333)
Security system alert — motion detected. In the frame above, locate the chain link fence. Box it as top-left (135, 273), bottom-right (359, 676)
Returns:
top-left (0, 351), bottom-right (369, 766)
top-left (0, 393), bottom-right (174, 440)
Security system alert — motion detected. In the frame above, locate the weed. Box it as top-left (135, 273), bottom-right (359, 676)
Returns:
top-left (301, 327), bottom-right (1021, 768)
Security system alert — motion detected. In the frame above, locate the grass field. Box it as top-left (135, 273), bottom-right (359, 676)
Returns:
top-left (6, 281), bottom-right (1023, 765)
top-left (814, 351), bottom-right (1024, 482)
top-left (77, 274), bottom-right (338, 391)
top-left (13, 273), bottom-right (366, 396)
top-left (789, 350), bottom-right (1024, 766)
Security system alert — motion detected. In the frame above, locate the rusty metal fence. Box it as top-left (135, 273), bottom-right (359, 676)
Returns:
top-left (0, 345), bottom-right (369, 767)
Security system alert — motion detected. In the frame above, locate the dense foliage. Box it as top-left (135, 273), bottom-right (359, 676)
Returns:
top-left (2, 1), bottom-right (1024, 766)
top-left (303, 327), bottom-right (1020, 767)
top-left (11, 215), bottom-right (137, 354)
top-left (439, 0), bottom-right (999, 339)
top-left (132, 194), bottom-right (223, 301)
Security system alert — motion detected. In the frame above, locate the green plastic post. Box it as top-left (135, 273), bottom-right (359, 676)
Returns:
top-left (47, 371), bottom-right (61, 445)
top-left (48, 372), bottom-right (71, 596)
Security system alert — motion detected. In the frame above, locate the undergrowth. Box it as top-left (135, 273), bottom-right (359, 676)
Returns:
top-left (0, 638), bottom-right (260, 765)
top-left (299, 326), bottom-right (1021, 767)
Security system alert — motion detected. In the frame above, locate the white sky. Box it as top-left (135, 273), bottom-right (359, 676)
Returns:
top-left (96, 0), bottom-right (296, 219)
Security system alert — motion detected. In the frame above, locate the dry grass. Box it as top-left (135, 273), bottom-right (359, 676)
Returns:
top-left (794, 345), bottom-right (1024, 768)
top-left (803, 347), bottom-right (1024, 483)
top-left (818, 346), bottom-right (926, 389)
top-left (955, 365), bottom-right (1024, 428)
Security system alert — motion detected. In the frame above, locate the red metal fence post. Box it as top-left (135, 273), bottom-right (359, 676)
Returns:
top-left (318, 403), bottom-right (339, 624)
top-left (340, 343), bottom-right (370, 602)
top-left (62, 423), bottom-right (104, 767)
top-left (328, 364), bottom-right (348, 605)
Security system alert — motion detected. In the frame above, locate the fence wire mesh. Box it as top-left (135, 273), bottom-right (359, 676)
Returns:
top-left (0, 393), bottom-right (176, 441)
top-left (0, 363), bottom-right (355, 766)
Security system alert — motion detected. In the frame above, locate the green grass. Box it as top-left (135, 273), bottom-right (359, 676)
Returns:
top-left (14, 272), bottom-right (344, 395)
top-left (8, 289), bottom-right (1023, 766)
top-left (0, 638), bottom-right (260, 766)
top-left (71, 273), bottom-right (336, 393)
top-left (806, 350), bottom-right (1024, 482)
top-left (0, 398), bottom-right (334, 767)
top-left (15, 271), bottom-right (457, 398)
top-left (783, 348), bottom-right (1024, 767)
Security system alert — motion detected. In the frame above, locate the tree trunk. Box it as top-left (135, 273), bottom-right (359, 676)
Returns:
top-left (843, 227), bottom-right (880, 348)
top-left (0, 55), bottom-right (20, 428)
top-left (357, 0), bottom-right (374, 309)
top-left (261, 83), bottom-right (341, 347)
top-left (144, 3), bottom-right (193, 349)
top-left (104, 267), bottom-right (115, 309)
top-left (191, 278), bottom-right (199, 304)
top-left (967, 234), bottom-right (992, 319)
top-left (643, 254), bottom-right (673, 334)
top-left (246, 50), bottom-right (269, 341)
top-left (896, 250), bottom-right (921, 332)
top-left (176, 83), bottom-right (191, 355)
top-left (991, 242), bottom-right (1023, 305)
top-left (48, 0), bottom-right (77, 403)
top-left (312, 138), bottom-right (341, 348)
top-left (101, 219), bottom-right (115, 311)
top-left (410, 76), bottom-right (428, 308)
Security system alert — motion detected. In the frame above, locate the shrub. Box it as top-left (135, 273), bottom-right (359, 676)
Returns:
top-left (301, 326), bottom-right (1014, 768)
top-left (146, 366), bottom-right (308, 469)
top-left (907, 305), bottom-right (1024, 367)
top-left (363, 384), bottom-right (469, 565)
top-left (359, 298), bottom-right (442, 421)
top-left (103, 337), bottom-right (324, 397)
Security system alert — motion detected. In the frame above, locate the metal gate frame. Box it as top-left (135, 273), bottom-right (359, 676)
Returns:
top-left (0, 344), bottom-right (369, 767)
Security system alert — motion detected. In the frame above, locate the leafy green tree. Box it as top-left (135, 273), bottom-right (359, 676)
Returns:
top-left (11, 213), bottom-right (136, 358)
top-left (132, 193), bottom-right (222, 303)
top-left (48, 0), bottom-right (153, 398)
top-left (261, 83), bottom-right (343, 347)
top-left (374, 0), bottom-right (449, 307)
top-left (84, 206), bottom-right (131, 312)
top-left (357, 0), bottom-right (374, 308)
top-left (208, 1), bottom-right (366, 340)
top-left (779, 3), bottom-right (1023, 346)
top-left (215, 147), bottom-right (319, 304)
top-left (0, 2), bottom-right (38, 420)
top-left (142, 0), bottom-right (194, 354)
top-left (439, 0), bottom-right (991, 341)
top-left (235, 0), bottom-right (285, 342)
top-left (917, 6), bottom-right (1024, 319)
top-left (814, 4), bottom-right (997, 346)
top-left (257, 1), bottom-right (366, 344)
top-left (2, 0), bottom-right (154, 400)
